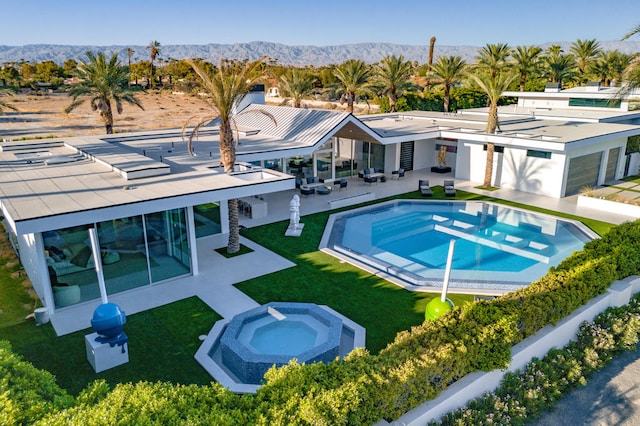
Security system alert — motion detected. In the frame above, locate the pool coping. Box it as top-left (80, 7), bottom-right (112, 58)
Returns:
top-left (320, 200), bottom-right (600, 296)
top-left (194, 304), bottom-right (366, 394)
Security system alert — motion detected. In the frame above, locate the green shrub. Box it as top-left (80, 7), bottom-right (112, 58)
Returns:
top-left (0, 340), bottom-right (74, 425)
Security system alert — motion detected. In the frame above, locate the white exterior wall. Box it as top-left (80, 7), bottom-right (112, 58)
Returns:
top-left (384, 144), bottom-right (400, 173)
top-left (466, 144), bottom-right (489, 185)
top-left (465, 143), bottom-right (567, 198)
top-left (19, 232), bottom-right (55, 313)
top-left (454, 142), bottom-right (471, 180)
top-left (518, 98), bottom-right (569, 109)
top-left (413, 139), bottom-right (435, 171)
top-left (499, 147), bottom-right (566, 198)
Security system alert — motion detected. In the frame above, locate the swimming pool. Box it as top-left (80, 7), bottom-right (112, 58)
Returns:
top-left (320, 200), bottom-right (597, 293)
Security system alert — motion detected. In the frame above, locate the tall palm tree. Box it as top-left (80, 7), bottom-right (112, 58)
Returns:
top-left (544, 54), bottom-right (578, 85)
top-left (65, 51), bottom-right (143, 134)
top-left (373, 55), bottom-right (416, 112)
top-left (278, 68), bottom-right (317, 108)
top-left (474, 43), bottom-right (511, 78)
top-left (511, 45), bottom-right (542, 91)
top-left (147, 40), bottom-right (161, 87)
top-left (184, 57), bottom-right (266, 254)
top-left (570, 39), bottom-right (601, 83)
top-left (430, 55), bottom-right (467, 112)
top-left (468, 70), bottom-right (517, 189)
top-left (0, 87), bottom-right (18, 115)
top-left (333, 59), bottom-right (374, 114)
top-left (428, 36), bottom-right (437, 72)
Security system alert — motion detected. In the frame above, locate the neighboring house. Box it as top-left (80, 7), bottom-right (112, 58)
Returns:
top-left (1, 85), bottom-right (640, 331)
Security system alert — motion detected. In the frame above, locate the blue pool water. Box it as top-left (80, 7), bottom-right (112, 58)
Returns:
top-left (249, 320), bottom-right (318, 356)
top-left (322, 201), bottom-right (596, 292)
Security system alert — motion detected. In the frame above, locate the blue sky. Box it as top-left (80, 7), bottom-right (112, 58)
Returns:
top-left (2, 0), bottom-right (639, 47)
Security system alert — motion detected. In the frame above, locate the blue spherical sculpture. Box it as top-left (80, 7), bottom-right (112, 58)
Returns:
top-left (91, 303), bottom-right (126, 339)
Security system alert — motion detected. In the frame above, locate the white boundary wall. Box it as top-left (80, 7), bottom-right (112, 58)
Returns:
top-left (377, 276), bottom-right (640, 425)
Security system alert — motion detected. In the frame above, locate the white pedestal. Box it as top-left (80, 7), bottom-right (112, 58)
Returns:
top-left (85, 332), bottom-right (129, 373)
top-left (285, 223), bottom-right (305, 237)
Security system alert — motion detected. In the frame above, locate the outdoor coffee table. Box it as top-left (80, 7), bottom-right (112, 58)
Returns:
top-left (316, 185), bottom-right (332, 195)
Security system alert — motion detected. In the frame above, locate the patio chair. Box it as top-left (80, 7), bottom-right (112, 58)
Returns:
top-left (418, 179), bottom-right (432, 197)
top-left (443, 180), bottom-right (456, 197)
top-left (392, 168), bottom-right (405, 179)
top-left (338, 178), bottom-right (348, 191)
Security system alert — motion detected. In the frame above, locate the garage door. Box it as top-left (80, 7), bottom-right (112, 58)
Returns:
top-left (565, 152), bottom-right (602, 196)
top-left (605, 147), bottom-right (619, 182)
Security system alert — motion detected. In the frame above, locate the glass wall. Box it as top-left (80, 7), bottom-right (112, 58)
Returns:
top-left (43, 207), bottom-right (192, 309)
top-left (44, 224), bottom-right (99, 307)
top-left (194, 203), bottom-right (221, 238)
top-left (145, 209), bottom-right (191, 282)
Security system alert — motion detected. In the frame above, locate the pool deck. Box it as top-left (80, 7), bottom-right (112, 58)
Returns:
top-left (49, 170), bottom-right (636, 335)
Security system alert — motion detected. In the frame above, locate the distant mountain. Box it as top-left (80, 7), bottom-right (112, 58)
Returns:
top-left (0, 41), bottom-right (639, 66)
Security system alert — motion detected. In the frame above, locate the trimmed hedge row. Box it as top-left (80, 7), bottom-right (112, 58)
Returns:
top-left (433, 293), bottom-right (640, 425)
top-left (3, 221), bottom-right (640, 425)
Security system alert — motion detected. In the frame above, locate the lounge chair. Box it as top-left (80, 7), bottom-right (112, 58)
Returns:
top-left (418, 179), bottom-right (432, 197)
top-left (443, 180), bottom-right (456, 197)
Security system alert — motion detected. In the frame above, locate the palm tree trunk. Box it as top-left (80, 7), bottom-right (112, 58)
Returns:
top-left (483, 102), bottom-right (499, 188)
top-left (443, 85), bottom-right (451, 113)
top-left (388, 92), bottom-right (397, 112)
top-left (520, 72), bottom-right (526, 91)
top-left (220, 119), bottom-right (240, 254)
top-left (483, 143), bottom-right (495, 189)
top-left (103, 100), bottom-right (114, 134)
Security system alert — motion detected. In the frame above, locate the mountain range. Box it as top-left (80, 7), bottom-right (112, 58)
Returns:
top-left (0, 40), bottom-right (639, 66)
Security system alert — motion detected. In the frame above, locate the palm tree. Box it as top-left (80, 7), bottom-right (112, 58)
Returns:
top-left (0, 87), bottom-right (18, 115)
top-left (428, 36), bottom-right (437, 71)
top-left (333, 59), bottom-right (374, 114)
top-left (430, 55), bottom-right (467, 112)
top-left (590, 50), bottom-right (632, 87)
top-left (184, 57), bottom-right (266, 254)
top-left (65, 51), bottom-right (143, 134)
top-left (570, 39), bottom-right (601, 83)
top-left (373, 55), bottom-right (416, 112)
top-left (622, 24), bottom-right (640, 40)
top-left (511, 45), bottom-right (542, 91)
top-left (475, 43), bottom-right (511, 78)
top-left (619, 24), bottom-right (640, 98)
top-left (147, 40), bottom-right (161, 87)
top-left (468, 70), bottom-right (517, 189)
top-left (278, 68), bottom-right (317, 108)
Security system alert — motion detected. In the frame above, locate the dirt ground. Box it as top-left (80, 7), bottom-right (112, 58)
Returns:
top-left (0, 92), bottom-right (217, 139)
top-left (0, 92), bottom-right (378, 140)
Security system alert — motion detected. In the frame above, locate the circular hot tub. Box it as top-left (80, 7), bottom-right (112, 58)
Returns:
top-left (220, 302), bottom-right (343, 385)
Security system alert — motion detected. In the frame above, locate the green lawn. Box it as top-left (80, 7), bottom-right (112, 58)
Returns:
top-left (0, 297), bottom-right (219, 395)
top-left (0, 187), bottom-right (615, 395)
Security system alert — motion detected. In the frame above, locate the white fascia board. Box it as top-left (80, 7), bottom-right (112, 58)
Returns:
top-left (13, 178), bottom-right (294, 236)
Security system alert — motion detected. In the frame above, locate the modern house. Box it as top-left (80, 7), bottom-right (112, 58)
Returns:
top-left (2, 85), bottom-right (640, 332)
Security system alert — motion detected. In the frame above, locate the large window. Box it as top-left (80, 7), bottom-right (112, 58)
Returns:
top-left (44, 208), bottom-right (192, 309)
top-left (194, 203), bottom-right (221, 238)
top-left (569, 98), bottom-right (621, 108)
top-left (527, 149), bottom-right (552, 159)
